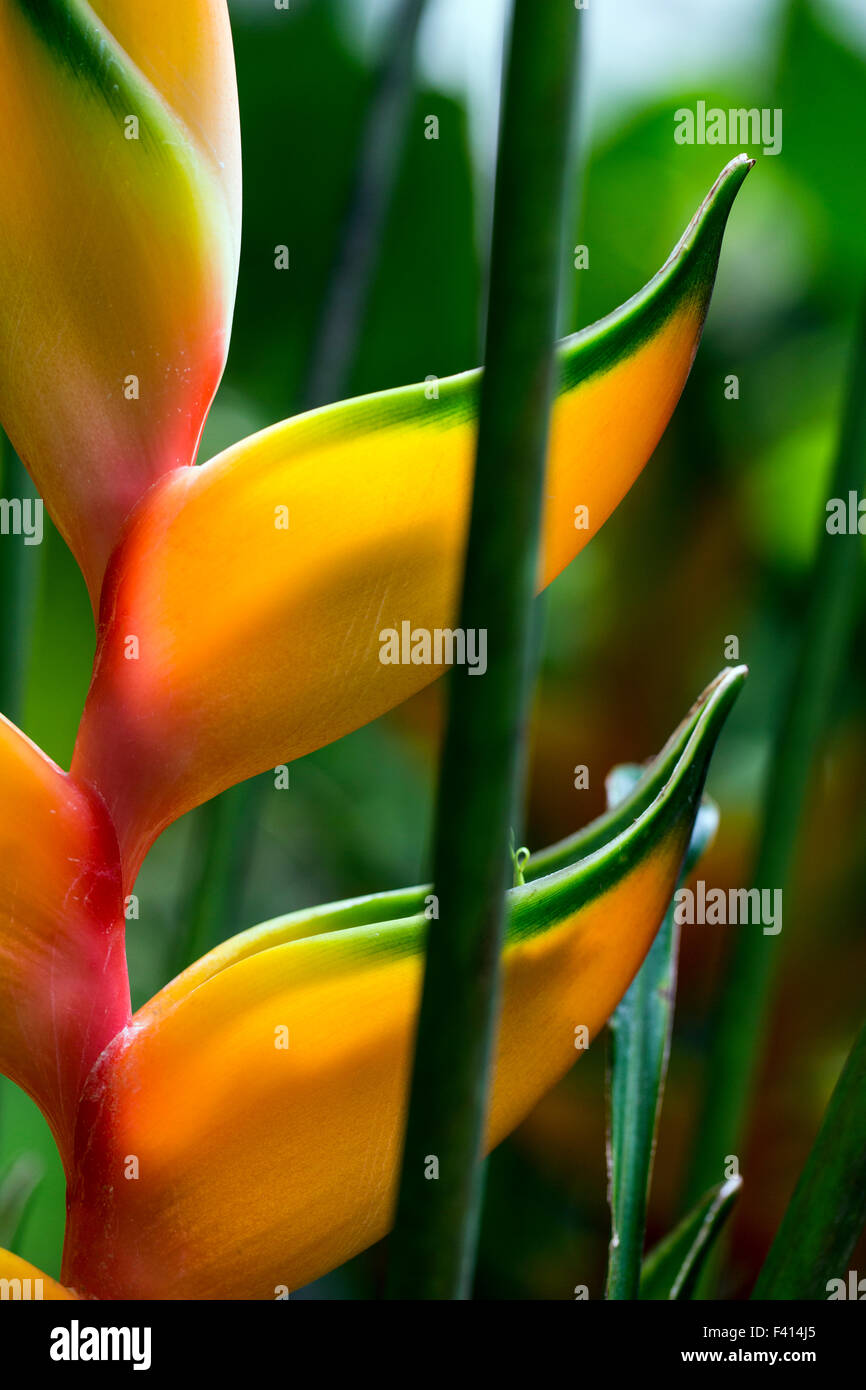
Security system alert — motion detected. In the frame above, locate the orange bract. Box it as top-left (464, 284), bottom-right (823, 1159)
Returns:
top-left (0, 0), bottom-right (240, 604)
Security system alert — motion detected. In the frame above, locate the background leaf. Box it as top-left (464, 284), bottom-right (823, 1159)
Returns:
top-left (606, 765), bottom-right (719, 1300)
top-left (753, 1018), bottom-right (866, 1300)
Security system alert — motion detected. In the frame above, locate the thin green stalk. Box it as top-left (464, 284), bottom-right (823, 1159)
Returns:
top-left (0, 430), bottom-right (40, 1152)
top-left (753, 1019), bottom-right (866, 1299)
top-left (385, 0), bottom-right (580, 1300)
top-left (686, 300), bottom-right (866, 1205)
top-left (170, 780), bottom-right (260, 979)
top-left (171, 5), bottom-right (427, 978)
top-left (304, 0), bottom-right (428, 410)
top-left (0, 431), bottom-right (36, 725)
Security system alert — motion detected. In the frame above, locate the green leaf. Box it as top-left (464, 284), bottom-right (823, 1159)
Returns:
top-left (752, 1018), bottom-right (866, 1300)
top-left (686, 297), bottom-right (866, 1216)
top-left (605, 770), bottom-right (719, 1302)
top-left (640, 1177), bottom-right (742, 1300)
top-left (776, 0), bottom-right (866, 282)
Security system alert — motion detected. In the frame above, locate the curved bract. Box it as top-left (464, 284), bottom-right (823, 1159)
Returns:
top-left (61, 669), bottom-right (745, 1299)
top-left (0, 0), bottom-right (241, 604)
top-left (71, 157), bottom-right (753, 889)
top-left (87, 0), bottom-right (242, 201)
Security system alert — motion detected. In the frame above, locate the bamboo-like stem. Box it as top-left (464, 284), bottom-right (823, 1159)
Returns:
top-left (686, 299), bottom-right (866, 1206)
top-left (386, 0), bottom-right (580, 1300)
top-left (753, 1019), bottom-right (866, 1299)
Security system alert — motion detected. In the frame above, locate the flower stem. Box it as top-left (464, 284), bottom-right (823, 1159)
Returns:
top-left (386, 0), bottom-right (580, 1300)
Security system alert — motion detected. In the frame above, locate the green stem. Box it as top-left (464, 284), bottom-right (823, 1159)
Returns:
top-left (385, 0), bottom-right (580, 1301)
top-left (0, 430), bottom-right (40, 1152)
top-left (686, 299), bottom-right (866, 1205)
top-left (0, 432), bottom-right (36, 725)
top-left (752, 1019), bottom-right (866, 1299)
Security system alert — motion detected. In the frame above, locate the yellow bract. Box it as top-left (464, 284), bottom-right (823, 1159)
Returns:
top-left (72, 155), bottom-right (752, 889)
top-left (0, 1248), bottom-right (77, 1300)
top-left (63, 826), bottom-right (686, 1299)
top-left (63, 667), bottom-right (744, 1299)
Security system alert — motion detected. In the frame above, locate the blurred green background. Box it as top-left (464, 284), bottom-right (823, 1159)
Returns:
top-left (2, 0), bottom-right (864, 1298)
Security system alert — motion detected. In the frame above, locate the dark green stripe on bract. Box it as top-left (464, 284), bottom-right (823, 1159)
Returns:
top-left (508, 803), bottom-right (687, 946)
top-left (250, 158), bottom-right (752, 460)
top-left (14, 0), bottom-right (169, 151)
top-left (525, 661), bottom-right (742, 880)
top-left (506, 665), bottom-right (746, 944)
top-left (557, 155), bottom-right (753, 393)
top-left (226, 666), bottom-right (747, 979)
top-left (240, 369), bottom-right (481, 462)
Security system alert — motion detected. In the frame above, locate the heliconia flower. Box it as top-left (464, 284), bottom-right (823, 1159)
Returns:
top-left (0, 668), bottom-right (745, 1299)
top-left (0, 1), bottom-right (753, 1304)
top-left (0, 0), bottom-right (241, 605)
top-left (71, 156), bottom-right (753, 890)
